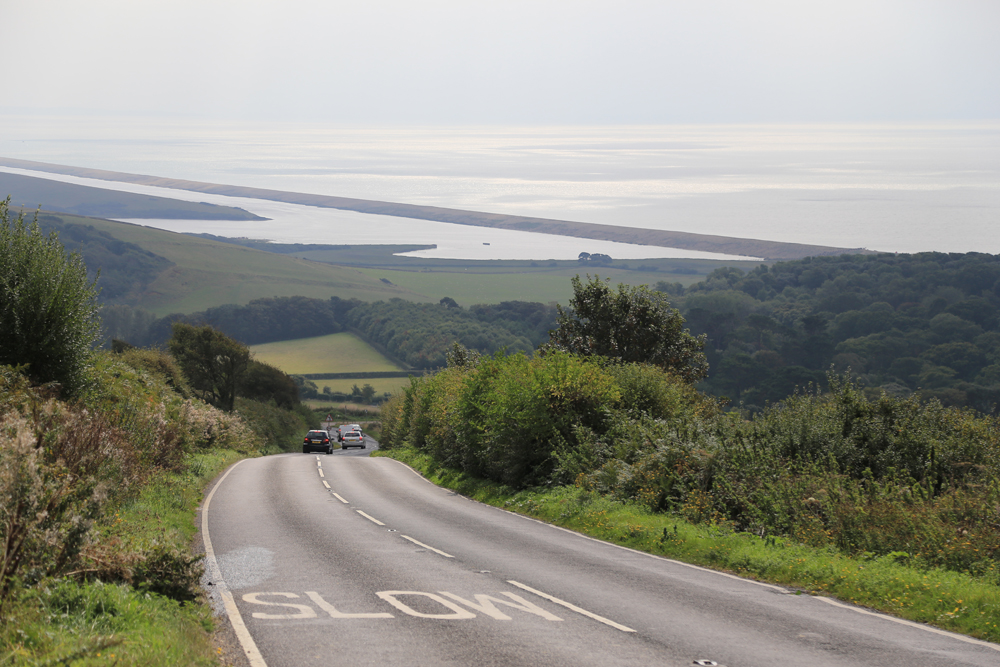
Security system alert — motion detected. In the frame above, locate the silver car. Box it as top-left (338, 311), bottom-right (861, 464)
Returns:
top-left (341, 430), bottom-right (365, 450)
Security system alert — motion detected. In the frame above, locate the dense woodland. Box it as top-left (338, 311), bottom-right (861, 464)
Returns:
top-left (345, 299), bottom-right (551, 368)
top-left (660, 252), bottom-right (1000, 413)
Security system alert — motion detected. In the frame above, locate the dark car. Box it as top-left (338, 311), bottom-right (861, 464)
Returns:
top-left (303, 430), bottom-right (333, 454)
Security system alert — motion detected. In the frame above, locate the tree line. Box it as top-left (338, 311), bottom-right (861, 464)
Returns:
top-left (103, 295), bottom-right (559, 371)
top-left (657, 252), bottom-right (1000, 413)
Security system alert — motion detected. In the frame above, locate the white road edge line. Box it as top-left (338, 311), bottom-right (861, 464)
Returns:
top-left (399, 535), bottom-right (454, 558)
top-left (322, 480), bottom-right (331, 489)
top-left (387, 458), bottom-right (1000, 650)
top-left (202, 460), bottom-right (268, 667)
top-left (381, 458), bottom-right (785, 592)
top-left (507, 580), bottom-right (635, 633)
top-left (333, 493), bottom-right (349, 504)
top-left (357, 510), bottom-right (386, 526)
top-left (814, 596), bottom-right (1000, 652)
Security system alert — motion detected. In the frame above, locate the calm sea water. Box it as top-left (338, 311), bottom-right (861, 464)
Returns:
top-left (1, 117), bottom-right (998, 256)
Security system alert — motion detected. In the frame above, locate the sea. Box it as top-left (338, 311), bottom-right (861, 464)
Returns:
top-left (1, 116), bottom-right (998, 260)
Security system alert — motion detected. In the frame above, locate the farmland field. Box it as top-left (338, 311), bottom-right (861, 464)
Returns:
top-left (353, 264), bottom-right (735, 306)
top-left (250, 332), bottom-right (403, 375)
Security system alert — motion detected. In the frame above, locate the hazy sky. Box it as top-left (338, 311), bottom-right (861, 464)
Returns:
top-left (1, 0), bottom-right (998, 123)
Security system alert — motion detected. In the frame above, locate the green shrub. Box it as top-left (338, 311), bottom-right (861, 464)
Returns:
top-left (117, 347), bottom-right (192, 398)
top-left (0, 198), bottom-right (101, 394)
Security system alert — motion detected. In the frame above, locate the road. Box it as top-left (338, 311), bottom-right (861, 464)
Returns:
top-left (201, 438), bottom-right (1000, 667)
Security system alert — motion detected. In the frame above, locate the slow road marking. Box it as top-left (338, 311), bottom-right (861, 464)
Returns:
top-left (242, 589), bottom-right (568, 624)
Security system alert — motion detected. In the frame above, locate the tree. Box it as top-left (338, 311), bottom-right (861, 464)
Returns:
top-left (238, 360), bottom-right (299, 409)
top-left (0, 198), bottom-right (101, 393)
top-left (168, 322), bottom-right (250, 411)
top-left (543, 275), bottom-right (708, 383)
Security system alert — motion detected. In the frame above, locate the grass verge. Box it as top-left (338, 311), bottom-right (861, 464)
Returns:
top-left (1, 449), bottom-right (246, 666)
top-left (375, 446), bottom-right (1000, 644)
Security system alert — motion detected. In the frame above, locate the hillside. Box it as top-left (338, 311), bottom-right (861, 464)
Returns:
top-left (22, 210), bottom-right (425, 315)
top-left (17, 208), bottom-right (764, 312)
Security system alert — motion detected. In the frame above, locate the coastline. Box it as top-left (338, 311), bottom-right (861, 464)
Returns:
top-left (0, 156), bottom-right (869, 261)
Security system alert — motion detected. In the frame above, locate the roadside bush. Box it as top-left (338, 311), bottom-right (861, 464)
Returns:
top-left (389, 351), bottom-right (712, 488)
top-left (234, 397), bottom-right (308, 453)
top-left (0, 393), bottom-right (137, 606)
top-left (117, 347), bottom-right (192, 398)
top-left (0, 198), bottom-right (101, 394)
top-left (575, 374), bottom-right (1000, 580)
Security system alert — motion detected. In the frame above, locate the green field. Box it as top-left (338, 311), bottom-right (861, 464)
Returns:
top-left (251, 332), bottom-right (403, 375)
top-left (354, 263), bottom-right (750, 306)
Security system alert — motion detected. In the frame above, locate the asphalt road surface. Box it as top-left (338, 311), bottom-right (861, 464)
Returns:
top-left (201, 439), bottom-right (1000, 667)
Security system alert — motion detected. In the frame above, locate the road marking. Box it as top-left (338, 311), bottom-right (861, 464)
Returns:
top-left (243, 592), bottom-right (318, 619)
top-left (357, 510), bottom-right (385, 526)
top-left (376, 591), bottom-right (476, 619)
top-left (814, 596), bottom-right (1000, 652)
top-left (439, 592), bottom-right (562, 621)
top-left (333, 493), bottom-right (349, 504)
top-left (318, 469), bottom-right (325, 478)
top-left (201, 460), bottom-right (268, 667)
top-left (507, 581), bottom-right (635, 633)
top-left (322, 480), bottom-right (330, 489)
top-left (305, 591), bottom-right (394, 618)
top-left (400, 535), bottom-right (454, 558)
top-left (316, 460), bottom-right (322, 467)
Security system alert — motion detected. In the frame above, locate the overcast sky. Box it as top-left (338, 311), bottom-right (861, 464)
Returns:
top-left (1, 0), bottom-right (998, 124)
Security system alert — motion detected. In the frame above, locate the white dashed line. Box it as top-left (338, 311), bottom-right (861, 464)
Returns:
top-left (399, 535), bottom-right (454, 558)
top-left (357, 510), bottom-right (386, 526)
top-left (333, 493), bottom-right (349, 504)
top-left (318, 469), bottom-right (325, 478)
top-left (507, 581), bottom-right (635, 633)
top-left (322, 481), bottom-right (330, 489)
